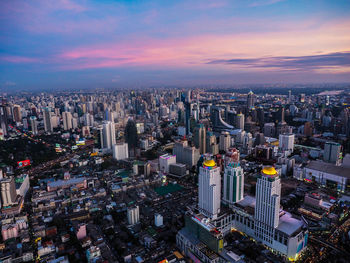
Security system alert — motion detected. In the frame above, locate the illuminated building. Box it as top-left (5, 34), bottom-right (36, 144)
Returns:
top-left (198, 159), bottom-right (221, 219)
top-left (223, 162), bottom-right (244, 205)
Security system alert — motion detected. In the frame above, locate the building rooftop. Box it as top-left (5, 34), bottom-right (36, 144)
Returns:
top-left (203, 159), bottom-right (216, 168)
top-left (277, 212), bottom-right (304, 236)
top-left (306, 160), bottom-right (350, 178)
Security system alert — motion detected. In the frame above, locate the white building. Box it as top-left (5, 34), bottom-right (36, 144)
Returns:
top-left (279, 133), bottom-right (295, 156)
top-left (255, 167), bottom-right (281, 229)
top-left (223, 163), bottom-right (244, 205)
top-left (62, 112), bottom-right (73, 131)
top-left (154, 213), bottom-right (163, 227)
top-left (159, 154), bottom-right (176, 174)
top-left (43, 108), bottom-right (53, 133)
top-left (112, 143), bottom-right (129, 161)
top-left (127, 206), bottom-right (139, 225)
top-left (30, 116), bottom-right (38, 135)
top-left (100, 121), bottom-right (116, 150)
top-left (198, 159), bottom-right (221, 219)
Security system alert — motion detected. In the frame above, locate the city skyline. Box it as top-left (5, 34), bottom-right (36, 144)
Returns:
top-left (1, 0), bottom-right (350, 90)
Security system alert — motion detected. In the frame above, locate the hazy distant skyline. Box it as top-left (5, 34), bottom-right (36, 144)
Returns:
top-left (1, 0), bottom-right (350, 90)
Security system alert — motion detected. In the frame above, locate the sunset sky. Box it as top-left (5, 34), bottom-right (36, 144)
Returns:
top-left (1, 0), bottom-right (350, 90)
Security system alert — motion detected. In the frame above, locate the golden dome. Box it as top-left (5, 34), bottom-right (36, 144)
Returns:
top-left (203, 159), bottom-right (216, 167)
top-left (262, 166), bottom-right (277, 176)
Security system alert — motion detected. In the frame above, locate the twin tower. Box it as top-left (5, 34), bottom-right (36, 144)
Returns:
top-left (198, 159), bottom-right (244, 219)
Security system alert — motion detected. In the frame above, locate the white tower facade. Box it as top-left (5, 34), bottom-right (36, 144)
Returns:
top-left (62, 111), bottom-right (73, 131)
top-left (255, 167), bottom-right (281, 229)
top-left (198, 159), bottom-right (221, 219)
top-left (127, 206), bottom-right (140, 225)
top-left (223, 163), bottom-right (244, 205)
top-left (100, 121), bottom-right (116, 150)
top-left (279, 133), bottom-right (295, 155)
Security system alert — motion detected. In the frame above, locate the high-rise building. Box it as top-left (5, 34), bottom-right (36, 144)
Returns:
top-left (219, 131), bottom-right (231, 152)
top-left (263, 122), bottom-right (275, 137)
top-left (279, 133), bottom-right (295, 155)
top-left (62, 111), bottom-right (73, 130)
top-left (198, 159), bottom-right (221, 219)
top-left (125, 119), bottom-right (138, 154)
top-left (30, 116), bottom-right (38, 135)
top-left (235, 113), bottom-right (244, 130)
top-left (206, 131), bottom-right (219, 155)
top-left (173, 140), bottom-right (200, 168)
top-left (100, 121), bottom-right (116, 150)
top-left (159, 154), bottom-right (176, 174)
top-left (194, 123), bottom-right (206, 154)
top-left (12, 105), bottom-right (22, 123)
top-left (0, 105), bottom-right (8, 137)
top-left (223, 162), bottom-right (244, 205)
top-left (184, 102), bottom-right (192, 135)
top-left (247, 91), bottom-right (255, 109)
top-left (43, 107), bottom-right (53, 133)
top-left (323, 142), bottom-right (342, 165)
top-left (1, 177), bottom-right (17, 206)
top-left (255, 167), bottom-right (281, 229)
top-left (112, 143), bottom-right (129, 160)
top-left (127, 206), bottom-right (140, 225)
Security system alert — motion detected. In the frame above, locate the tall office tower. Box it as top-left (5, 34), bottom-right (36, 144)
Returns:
top-left (184, 102), bottom-right (192, 135)
top-left (219, 131), bottom-right (231, 152)
top-left (0, 105), bottom-right (8, 136)
top-left (288, 90), bottom-right (292, 103)
top-left (100, 121), bottom-right (116, 150)
top-left (247, 91), bottom-right (255, 109)
top-left (323, 142), bottom-right (342, 165)
top-left (279, 133), bottom-right (295, 154)
top-left (263, 122), bottom-right (275, 137)
top-left (257, 107), bottom-right (264, 126)
top-left (223, 162), bottom-right (244, 205)
top-left (12, 105), bottom-right (22, 123)
top-left (198, 159), bottom-right (221, 219)
top-left (43, 107), bottom-right (53, 133)
top-left (194, 123), bottom-right (206, 154)
top-left (254, 133), bottom-right (266, 146)
top-left (30, 116), bottom-right (38, 135)
top-left (206, 131), bottom-right (219, 155)
top-left (62, 111), bottom-right (73, 130)
top-left (127, 206), bottom-right (140, 225)
top-left (113, 143), bottom-right (129, 161)
top-left (255, 167), bottom-right (281, 229)
top-left (277, 107), bottom-right (285, 123)
top-left (236, 113), bottom-right (244, 130)
top-left (1, 177), bottom-right (17, 206)
top-left (125, 119), bottom-right (138, 154)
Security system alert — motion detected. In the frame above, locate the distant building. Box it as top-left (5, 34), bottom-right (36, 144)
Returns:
top-left (194, 123), bottom-right (206, 154)
top-left (323, 142), bottom-right (342, 165)
top-left (100, 121), bottom-right (116, 150)
top-left (154, 213), bottom-right (163, 227)
top-left (1, 177), bottom-right (17, 206)
top-left (279, 133), bottom-right (295, 156)
top-left (30, 116), bottom-right (38, 135)
top-left (127, 206), bottom-right (140, 225)
top-left (173, 140), bottom-right (200, 168)
top-left (219, 131), bottom-right (231, 152)
top-left (159, 154), bottom-right (176, 174)
top-left (112, 143), bottom-right (129, 161)
top-left (62, 111), bottom-right (72, 130)
top-left (43, 107), bottom-right (53, 133)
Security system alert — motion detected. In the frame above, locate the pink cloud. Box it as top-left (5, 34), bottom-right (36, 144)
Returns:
top-left (0, 55), bottom-right (39, 63)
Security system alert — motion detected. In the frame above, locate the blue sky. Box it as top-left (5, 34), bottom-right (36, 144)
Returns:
top-left (1, 0), bottom-right (350, 90)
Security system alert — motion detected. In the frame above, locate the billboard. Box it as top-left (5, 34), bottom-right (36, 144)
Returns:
top-left (18, 160), bottom-right (31, 168)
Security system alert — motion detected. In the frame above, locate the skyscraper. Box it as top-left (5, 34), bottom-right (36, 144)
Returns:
top-left (125, 119), bottom-right (138, 154)
top-left (12, 105), bottom-right (22, 123)
top-left (30, 116), bottom-right (38, 135)
top-left (235, 113), bottom-right (244, 130)
top-left (127, 206), bottom-right (140, 225)
top-left (219, 131), bottom-right (231, 152)
top-left (198, 159), bottom-right (221, 219)
top-left (1, 177), bottom-right (17, 206)
top-left (247, 91), bottom-right (255, 109)
top-left (323, 142), bottom-right (342, 165)
top-left (62, 111), bottom-right (73, 130)
top-left (100, 121), bottom-right (116, 150)
top-left (223, 162), bottom-right (244, 205)
top-left (43, 107), bottom-right (53, 133)
top-left (255, 167), bottom-right (281, 229)
top-left (194, 123), bottom-right (206, 154)
top-left (278, 133), bottom-right (295, 155)
top-left (0, 105), bottom-right (8, 137)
